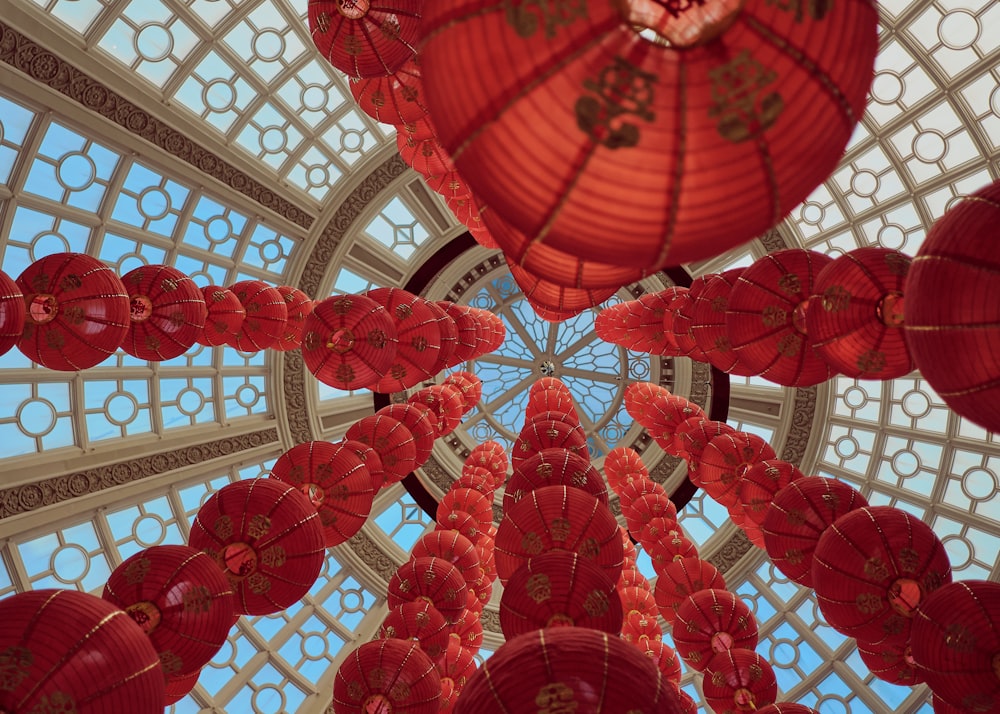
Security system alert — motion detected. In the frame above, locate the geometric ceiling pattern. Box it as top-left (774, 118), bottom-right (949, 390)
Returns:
top-left (0, 0), bottom-right (997, 712)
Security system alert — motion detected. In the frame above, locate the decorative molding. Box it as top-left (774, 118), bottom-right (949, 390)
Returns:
top-left (0, 22), bottom-right (312, 230)
top-left (0, 428), bottom-right (279, 519)
top-left (780, 386), bottom-right (818, 465)
top-left (480, 607), bottom-right (501, 634)
top-left (759, 227), bottom-right (788, 252)
top-left (346, 530), bottom-right (397, 581)
top-left (708, 528), bottom-right (754, 574)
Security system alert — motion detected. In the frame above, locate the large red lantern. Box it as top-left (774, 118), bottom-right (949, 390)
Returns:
top-left (812, 506), bottom-right (953, 645)
top-left (269, 440), bottom-right (375, 546)
top-left (511, 418), bottom-right (589, 469)
top-left (644, 393), bottom-right (705, 456)
top-left (437, 301), bottom-right (479, 366)
top-left (227, 280), bottom-right (288, 352)
top-left (761, 476), bottom-right (868, 587)
top-left (303, 294), bottom-right (398, 390)
top-left (727, 249), bottom-right (836, 386)
top-left (856, 637), bottom-right (924, 687)
top-left (904, 178), bottom-right (1000, 432)
top-left (333, 639), bottom-right (441, 714)
top-left (672, 588), bottom-right (758, 672)
top-left (505, 447), bottom-right (606, 511)
top-left (377, 402), bottom-right (438, 467)
top-left (696, 432), bottom-right (776, 507)
top-left (308, 0), bottom-right (422, 78)
top-left (466, 441), bottom-right (508, 487)
top-left (424, 299), bottom-right (458, 373)
top-left (387, 557), bottom-right (468, 623)
top-left (911, 580), bottom-right (1000, 713)
top-left (345, 414), bottom-right (417, 488)
top-left (623, 382), bottom-right (673, 424)
top-left (807, 247), bottom-right (913, 379)
top-left (0, 270), bottom-right (24, 356)
top-left (676, 417), bottom-right (736, 466)
top-left (444, 371), bottom-right (482, 412)
top-left (0, 589), bottom-right (164, 713)
top-left (636, 638), bottom-right (682, 684)
top-left (654, 557), bottom-right (726, 625)
top-left (702, 649), bottom-right (778, 714)
top-left (350, 54), bottom-right (427, 124)
top-left (118, 264), bottom-right (207, 361)
top-left (507, 258), bottom-right (617, 319)
top-left (616, 292), bottom-right (682, 355)
top-left (196, 285), bottom-right (245, 347)
top-left (689, 269), bottom-right (756, 374)
top-left (188, 478), bottom-right (326, 615)
top-left (412, 530), bottom-right (482, 590)
top-left (17, 252), bottom-right (130, 370)
top-left (378, 600), bottom-right (452, 659)
top-left (738, 459), bottom-right (804, 526)
top-left (366, 287), bottom-right (443, 391)
top-left (603, 446), bottom-right (648, 494)
top-left (494, 485), bottom-right (623, 585)
top-left (419, 0), bottom-right (878, 271)
top-left (103, 545), bottom-right (234, 677)
top-left (453, 627), bottom-right (681, 713)
top-left (273, 286), bottom-right (313, 352)
top-left (410, 383), bottom-right (465, 436)
top-left (438, 487), bottom-right (493, 530)
top-left (665, 291), bottom-right (709, 361)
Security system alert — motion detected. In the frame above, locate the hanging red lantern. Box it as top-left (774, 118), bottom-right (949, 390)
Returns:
top-left (505, 447), bottom-right (606, 512)
top-left (0, 589), bottom-right (164, 713)
top-left (622, 493), bottom-right (678, 536)
top-left (410, 383), bottom-right (465, 436)
top-left (345, 413), bottom-right (417, 488)
top-left (727, 249), bottom-right (837, 386)
top-left (196, 285), bottom-right (245, 347)
top-left (665, 291), bottom-right (710, 361)
top-left (645, 532), bottom-right (699, 573)
top-left (437, 509), bottom-right (483, 545)
top-left (400, 132), bottom-right (456, 177)
top-left (620, 610), bottom-right (662, 645)
top-left (672, 588), bottom-right (758, 672)
top-left (618, 292), bottom-right (683, 355)
top-left (856, 637), bottom-right (924, 687)
top-left (466, 441), bottom-right (508, 487)
top-left (308, 0), bottom-right (422, 78)
top-left (102, 544), bottom-right (235, 677)
top-left (164, 669), bottom-right (200, 706)
top-left (904, 179), bottom-right (1000, 432)
top-left (423, 299), bottom-right (458, 374)
top-left (436, 302), bottom-right (478, 367)
top-left (623, 382), bottom-right (674, 425)
top-left (494, 485), bottom-right (623, 585)
top-left (453, 627), bottom-right (681, 713)
top-left (676, 417), bottom-right (736, 467)
top-left (911, 580), bottom-right (1000, 714)
top-left (654, 557), bottom-right (726, 625)
top-left (366, 287), bottom-right (443, 391)
top-left (603, 446), bottom-right (649, 494)
top-left (696, 432), bottom-right (777, 507)
top-left (376, 402), bottom-right (438, 468)
top-left (339, 438), bottom-right (386, 496)
top-left (636, 516), bottom-right (681, 551)
top-left (419, 0), bottom-right (877, 271)
top-left (617, 478), bottom-right (667, 511)
top-left (226, 280), bottom-right (288, 352)
top-left (0, 270), bottom-right (24, 357)
top-left (412, 530), bottom-right (482, 590)
top-left (349, 54), bottom-right (427, 123)
top-left (436, 639), bottom-right (477, 697)
top-left (448, 608), bottom-right (484, 655)
top-left (507, 258), bottom-right (617, 319)
top-left (761, 476), bottom-right (868, 587)
top-left (618, 566), bottom-right (650, 591)
top-left (302, 294), bottom-right (398, 390)
top-left (812, 506), bottom-right (952, 645)
top-left (438, 487), bottom-right (493, 530)
top-left (444, 371), bottom-right (482, 412)
top-left (272, 286), bottom-right (313, 352)
top-left (269, 440), bottom-right (375, 546)
top-left (481, 310), bottom-right (506, 352)
top-left (702, 648), bottom-right (778, 714)
top-left (619, 585), bottom-right (658, 618)
top-left (120, 264), bottom-right (206, 361)
top-left (595, 302), bottom-right (632, 344)
top-left (511, 418), bottom-right (589, 469)
top-left (333, 639), bottom-right (441, 714)
top-left (689, 269), bottom-right (758, 375)
top-left (738, 459), bottom-right (804, 526)
top-left (424, 170), bottom-right (472, 201)
top-left (644, 393), bottom-right (706, 456)
top-left (188, 478), bottom-right (326, 615)
top-left (387, 557), bottom-right (468, 623)
top-left (378, 600), bottom-right (452, 659)
top-left (525, 389), bottom-right (579, 425)
top-left (448, 194), bottom-right (497, 248)
top-left (454, 468), bottom-right (495, 498)
top-left (636, 639), bottom-right (682, 684)
top-left (807, 247), bottom-right (913, 379)
top-left (17, 252), bottom-right (130, 370)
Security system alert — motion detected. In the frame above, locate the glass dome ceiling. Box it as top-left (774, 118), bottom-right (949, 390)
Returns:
top-left (0, 0), bottom-right (997, 712)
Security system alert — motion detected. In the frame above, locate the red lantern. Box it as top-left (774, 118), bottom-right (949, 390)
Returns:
top-left (622, 493), bottom-right (677, 536)
top-left (672, 588), bottom-right (758, 672)
top-left (119, 264), bottom-right (206, 361)
top-left (727, 249), bottom-right (838, 386)
top-left (376, 402), bottom-right (438, 468)
top-left (761, 476), bottom-right (868, 587)
top-left (933, 694), bottom-right (967, 714)
top-left (387, 557), bottom-right (468, 623)
top-left (0, 270), bottom-right (25, 356)
top-left (188, 478), bottom-right (326, 615)
top-left (449, 608), bottom-right (484, 654)
top-left (665, 291), bottom-right (709, 361)
top-left (340, 438), bottom-right (386, 496)
top-left (654, 557), bottom-right (726, 625)
top-left (419, 0), bottom-right (877, 270)
top-left (439, 487), bottom-right (493, 530)
top-left (494, 485), bottom-right (623, 585)
top-left (378, 600), bottom-right (452, 659)
top-left (636, 516), bottom-right (681, 551)
top-left (738, 459), bottom-right (804, 526)
top-left (807, 247), bottom-right (913, 379)
top-left (756, 704), bottom-right (821, 714)
top-left (603, 446), bottom-right (648, 494)
top-left (812, 506), bottom-right (952, 645)
top-left (448, 194), bottom-right (497, 247)
top-left (333, 639), bottom-right (441, 714)
top-left (453, 627), bottom-right (681, 713)
top-left (345, 414), bottom-right (417, 488)
top-left (454, 468), bottom-right (495, 499)
top-left (103, 545), bottom-right (234, 677)
top-left (644, 393), bottom-right (706, 456)
top-left (0, 589), bottom-right (164, 712)
top-left (444, 371), bottom-right (482, 412)
top-left (856, 637), bottom-right (924, 687)
top-left (702, 649), bottom-right (778, 714)
top-left (273, 286), bottom-right (313, 352)
top-left (466, 441), bottom-right (508, 487)
top-left (269, 440), bottom-right (375, 546)
top-left (350, 54), bottom-right (427, 123)
top-left (696, 432), bottom-right (776, 507)
top-left (645, 532), bottom-right (699, 573)
top-left (196, 285), bottom-right (245, 347)
top-left (437, 509), bottom-right (483, 545)
top-left (507, 258), bottom-right (617, 319)
top-left (620, 610), bottom-right (662, 644)
top-left (436, 639), bottom-right (477, 695)
top-left (616, 292), bottom-right (682, 355)
top-left (17, 252), bottom-right (130, 370)
top-left (227, 280), bottom-right (288, 352)
top-left (619, 585), bottom-right (658, 618)
top-left (412, 531), bottom-right (482, 589)
top-left (424, 298), bottom-right (459, 373)
top-left (618, 566), bottom-right (649, 591)
top-left (302, 294), bottom-right (398, 390)
top-left (911, 580), bottom-right (1000, 713)
top-left (623, 382), bottom-right (673, 424)
top-left (410, 383), bottom-right (465, 436)
top-left (308, 0), bottom-right (422, 78)
top-left (437, 301), bottom-right (479, 366)
top-left (904, 179), bottom-right (1000, 432)
top-left (366, 287), bottom-right (443, 391)
top-left (511, 419), bottom-right (589, 469)
top-left (164, 669), bottom-right (200, 706)
top-left (617, 477), bottom-right (667, 510)
top-left (525, 389), bottom-right (579, 425)
top-left (505, 447), bottom-right (606, 512)
top-left (689, 269), bottom-right (757, 375)
top-left (636, 639), bottom-right (682, 684)
top-left (676, 417), bottom-right (736, 467)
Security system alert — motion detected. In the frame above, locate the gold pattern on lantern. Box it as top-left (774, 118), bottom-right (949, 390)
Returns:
top-left (761, 306), bottom-right (787, 327)
top-left (503, 0), bottom-right (587, 39)
top-left (0, 646), bottom-right (32, 691)
top-left (582, 590), bottom-right (610, 616)
top-left (522, 532), bottom-right (544, 555)
top-left (123, 558), bottom-right (151, 585)
top-left (214, 515), bottom-right (233, 540)
top-left (28, 691), bottom-right (77, 714)
top-left (576, 57), bottom-right (657, 149)
top-left (856, 592), bottom-right (883, 615)
top-left (766, 0), bottom-right (833, 22)
top-left (549, 518), bottom-right (571, 541)
top-left (822, 285), bottom-right (851, 312)
top-left (160, 650), bottom-right (184, 675)
top-left (247, 514), bottom-right (272, 539)
top-left (709, 50), bottom-right (784, 142)
top-left (182, 585), bottom-right (213, 613)
top-left (536, 682), bottom-right (579, 713)
top-left (247, 572), bottom-right (271, 595)
top-left (863, 557), bottom-right (890, 581)
top-left (261, 546), bottom-right (287, 568)
top-left (526, 573), bottom-right (552, 603)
